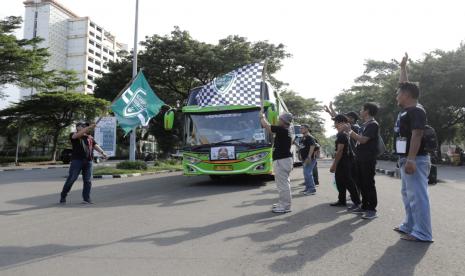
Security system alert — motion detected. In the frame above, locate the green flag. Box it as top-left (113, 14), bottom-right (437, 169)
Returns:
top-left (111, 72), bottom-right (165, 134)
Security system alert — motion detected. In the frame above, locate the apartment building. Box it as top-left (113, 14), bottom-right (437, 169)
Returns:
top-left (21, 0), bottom-right (127, 97)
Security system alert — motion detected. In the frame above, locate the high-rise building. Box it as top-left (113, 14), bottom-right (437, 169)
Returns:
top-left (21, 0), bottom-right (127, 97)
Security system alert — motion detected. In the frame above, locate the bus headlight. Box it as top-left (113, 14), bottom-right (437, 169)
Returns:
top-left (185, 155), bottom-right (201, 164)
top-left (245, 152), bottom-right (268, 163)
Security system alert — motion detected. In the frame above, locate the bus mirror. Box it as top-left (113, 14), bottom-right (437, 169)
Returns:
top-left (267, 105), bottom-right (278, 125)
top-left (164, 110), bottom-right (175, 130)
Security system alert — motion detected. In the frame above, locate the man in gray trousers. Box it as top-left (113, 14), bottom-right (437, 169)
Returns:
top-left (260, 111), bottom-right (294, 213)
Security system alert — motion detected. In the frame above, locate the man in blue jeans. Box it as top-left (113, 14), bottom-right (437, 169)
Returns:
top-left (394, 53), bottom-right (433, 242)
top-left (60, 122), bottom-right (108, 204)
top-left (299, 124), bottom-right (317, 195)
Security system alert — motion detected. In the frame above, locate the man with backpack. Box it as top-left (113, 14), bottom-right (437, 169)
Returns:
top-left (392, 53), bottom-right (433, 242)
top-left (343, 102), bottom-right (380, 220)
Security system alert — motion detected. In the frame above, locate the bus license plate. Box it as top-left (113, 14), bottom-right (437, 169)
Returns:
top-left (214, 165), bottom-right (233, 171)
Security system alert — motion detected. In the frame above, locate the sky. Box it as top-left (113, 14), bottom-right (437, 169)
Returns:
top-left (2, 0), bottom-right (465, 135)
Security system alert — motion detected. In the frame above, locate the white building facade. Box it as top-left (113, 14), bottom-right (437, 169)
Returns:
top-left (21, 0), bottom-right (127, 97)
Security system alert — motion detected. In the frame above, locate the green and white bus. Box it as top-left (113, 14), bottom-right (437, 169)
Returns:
top-left (164, 82), bottom-right (297, 179)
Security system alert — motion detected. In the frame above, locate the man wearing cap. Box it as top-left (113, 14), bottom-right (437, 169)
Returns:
top-left (59, 122), bottom-right (108, 204)
top-left (260, 111), bottom-right (294, 213)
top-left (345, 111), bottom-right (362, 197)
top-left (330, 114), bottom-right (361, 208)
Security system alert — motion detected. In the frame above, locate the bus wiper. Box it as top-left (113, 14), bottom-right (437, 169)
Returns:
top-left (210, 138), bottom-right (245, 146)
top-left (190, 138), bottom-right (245, 150)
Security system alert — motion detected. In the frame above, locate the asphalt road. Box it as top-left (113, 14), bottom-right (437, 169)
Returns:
top-left (0, 160), bottom-right (464, 275)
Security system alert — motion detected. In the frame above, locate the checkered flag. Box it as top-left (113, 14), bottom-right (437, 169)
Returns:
top-left (197, 62), bottom-right (265, 107)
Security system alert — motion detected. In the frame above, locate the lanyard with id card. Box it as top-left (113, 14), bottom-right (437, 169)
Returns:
top-left (396, 137), bottom-right (407, 154)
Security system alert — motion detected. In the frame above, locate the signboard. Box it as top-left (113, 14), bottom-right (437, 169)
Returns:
top-left (94, 117), bottom-right (117, 157)
top-left (210, 146), bottom-right (235, 161)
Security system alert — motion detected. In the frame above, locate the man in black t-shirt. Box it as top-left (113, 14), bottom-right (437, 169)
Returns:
top-left (60, 122), bottom-right (108, 204)
top-left (329, 115), bottom-right (361, 208)
top-left (345, 111), bottom-right (362, 196)
top-left (260, 111), bottom-right (293, 213)
top-left (392, 53), bottom-right (433, 242)
top-left (344, 102), bottom-right (380, 220)
top-left (299, 124), bottom-right (317, 195)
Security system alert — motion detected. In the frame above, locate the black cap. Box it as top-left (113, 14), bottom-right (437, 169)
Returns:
top-left (345, 111), bottom-right (359, 122)
top-left (333, 114), bottom-right (349, 124)
top-left (76, 121), bottom-right (90, 127)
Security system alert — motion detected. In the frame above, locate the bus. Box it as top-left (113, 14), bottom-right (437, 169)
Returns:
top-left (164, 82), bottom-right (297, 179)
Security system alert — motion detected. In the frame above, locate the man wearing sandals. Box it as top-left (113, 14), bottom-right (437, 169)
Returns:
top-left (394, 53), bottom-right (433, 242)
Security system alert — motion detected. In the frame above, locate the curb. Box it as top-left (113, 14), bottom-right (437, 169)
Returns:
top-left (78, 170), bottom-right (176, 179)
top-left (376, 167), bottom-right (401, 179)
top-left (0, 163), bottom-right (118, 172)
top-left (376, 167), bottom-right (442, 184)
top-left (0, 165), bottom-right (69, 172)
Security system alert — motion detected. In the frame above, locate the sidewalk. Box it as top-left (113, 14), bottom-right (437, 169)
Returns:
top-left (377, 160), bottom-right (465, 184)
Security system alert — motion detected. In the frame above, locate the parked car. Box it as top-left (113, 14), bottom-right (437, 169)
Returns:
top-left (60, 148), bottom-right (104, 164)
top-left (60, 149), bottom-right (72, 164)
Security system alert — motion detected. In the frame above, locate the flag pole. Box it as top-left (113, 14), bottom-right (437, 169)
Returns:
top-left (129, 0), bottom-right (139, 161)
top-left (260, 60), bottom-right (268, 112)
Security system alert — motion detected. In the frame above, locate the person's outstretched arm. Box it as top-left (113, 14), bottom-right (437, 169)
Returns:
top-left (324, 101), bottom-right (337, 118)
top-left (399, 53), bottom-right (409, 83)
top-left (72, 124), bottom-right (96, 139)
top-left (259, 111), bottom-right (272, 134)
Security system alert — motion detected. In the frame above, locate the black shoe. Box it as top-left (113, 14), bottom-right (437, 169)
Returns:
top-left (59, 197), bottom-right (66, 204)
top-left (347, 203), bottom-right (360, 211)
top-left (330, 201), bottom-right (347, 207)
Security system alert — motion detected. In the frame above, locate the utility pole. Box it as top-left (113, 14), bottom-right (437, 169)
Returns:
top-left (129, 0), bottom-right (139, 161)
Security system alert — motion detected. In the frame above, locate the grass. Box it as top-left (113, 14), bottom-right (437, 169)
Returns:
top-left (93, 161), bottom-right (182, 176)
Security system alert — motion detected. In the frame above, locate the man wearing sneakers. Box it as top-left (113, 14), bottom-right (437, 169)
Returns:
top-left (60, 121), bottom-right (108, 204)
top-left (329, 115), bottom-right (361, 208)
top-left (299, 124), bottom-right (317, 196)
top-left (260, 111), bottom-right (294, 213)
top-left (344, 102), bottom-right (380, 220)
top-left (345, 111), bottom-right (362, 197)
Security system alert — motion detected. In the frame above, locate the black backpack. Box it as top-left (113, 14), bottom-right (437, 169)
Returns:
top-left (423, 125), bottom-right (438, 153)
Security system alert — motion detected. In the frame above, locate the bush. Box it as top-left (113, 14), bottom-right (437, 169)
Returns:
top-left (116, 160), bottom-right (148, 170)
top-left (166, 159), bottom-right (180, 165)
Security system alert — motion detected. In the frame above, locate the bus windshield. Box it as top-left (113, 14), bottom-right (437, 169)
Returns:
top-left (185, 109), bottom-right (269, 147)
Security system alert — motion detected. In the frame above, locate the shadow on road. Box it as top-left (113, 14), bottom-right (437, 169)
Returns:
top-left (120, 203), bottom-right (357, 253)
top-left (0, 244), bottom-right (97, 269)
top-left (266, 216), bottom-right (370, 274)
top-left (364, 240), bottom-right (431, 276)
top-left (0, 174), bottom-right (268, 216)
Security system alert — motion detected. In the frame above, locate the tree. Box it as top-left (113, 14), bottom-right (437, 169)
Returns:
top-left (94, 27), bottom-right (291, 154)
top-left (280, 90), bottom-right (324, 134)
top-left (0, 92), bottom-right (109, 161)
top-left (45, 69), bottom-right (85, 92)
top-left (0, 16), bottom-right (50, 98)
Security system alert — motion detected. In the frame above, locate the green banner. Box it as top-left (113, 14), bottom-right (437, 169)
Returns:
top-left (111, 72), bottom-right (165, 134)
